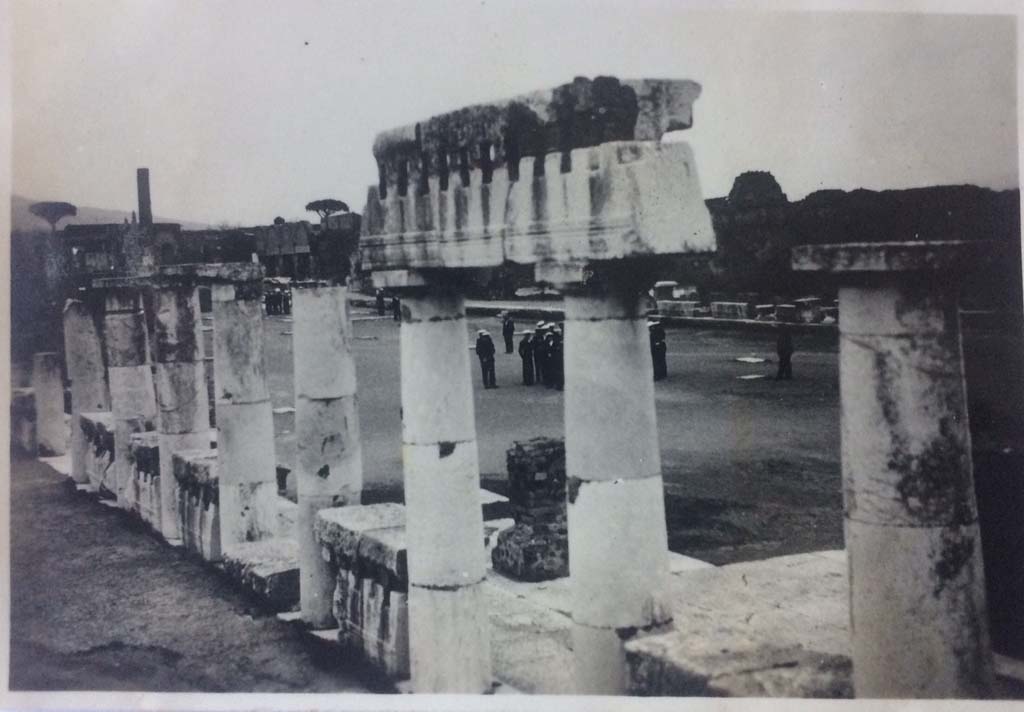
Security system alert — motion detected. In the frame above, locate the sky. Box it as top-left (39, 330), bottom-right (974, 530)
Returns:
top-left (10, 1), bottom-right (1020, 227)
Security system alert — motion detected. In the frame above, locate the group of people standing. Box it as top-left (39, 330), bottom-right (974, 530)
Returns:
top-left (375, 289), bottom-right (402, 321)
top-left (473, 313), bottom-right (565, 390)
top-left (265, 288), bottom-right (291, 315)
top-left (517, 319), bottom-right (564, 390)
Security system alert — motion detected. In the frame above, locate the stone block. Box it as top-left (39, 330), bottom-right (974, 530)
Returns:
top-left (491, 521), bottom-right (568, 582)
top-left (129, 431), bottom-right (161, 528)
top-left (314, 502), bottom-right (406, 568)
top-left (221, 538), bottom-right (299, 612)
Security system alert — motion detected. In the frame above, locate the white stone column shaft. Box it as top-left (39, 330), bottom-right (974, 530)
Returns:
top-left (104, 288), bottom-right (158, 507)
top-left (563, 288), bottom-right (673, 695)
top-left (400, 289), bottom-right (491, 693)
top-left (293, 286), bottom-right (363, 628)
top-left (211, 282), bottom-right (278, 545)
top-left (839, 281), bottom-right (993, 697)
top-left (63, 298), bottom-right (110, 483)
top-left (32, 351), bottom-right (67, 456)
top-left (153, 285), bottom-right (211, 542)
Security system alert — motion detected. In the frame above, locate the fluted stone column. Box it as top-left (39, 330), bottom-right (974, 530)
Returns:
top-left (293, 285), bottom-right (363, 627)
top-left (399, 286), bottom-right (491, 693)
top-left (32, 351), bottom-right (67, 456)
top-left (211, 281), bottom-right (278, 545)
top-left (104, 287), bottom-right (157, 507)
top-left (63, 297), bottom-right (110, 483)
top-left (153, 284), bottom-right (211, 543)
top-left (793, 241), bottom-right (994, 698)
top-left (563, 283), bottom-right (673, 695)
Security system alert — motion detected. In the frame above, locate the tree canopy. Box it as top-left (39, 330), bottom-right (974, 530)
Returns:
top-left (273, 216), bottom-right (286, 225)
top-left (29, 201), bottom-right (77, 231)
top-left (305, 199), bottom-right (349, 222)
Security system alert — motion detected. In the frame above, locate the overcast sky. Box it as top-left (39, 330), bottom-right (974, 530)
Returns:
top-left (11, 1), bottom-right (1019, 226)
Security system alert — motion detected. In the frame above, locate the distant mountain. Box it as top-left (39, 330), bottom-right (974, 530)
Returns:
top-left (10, 194), bottom-right (210, 232)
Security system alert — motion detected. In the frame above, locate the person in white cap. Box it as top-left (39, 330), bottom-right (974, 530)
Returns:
top-left (532, 323), bottom-right (548, 386)
top-left (475, 329), bottom-right (497, 388)
top-left (501, 312), bottom-right (516, 354)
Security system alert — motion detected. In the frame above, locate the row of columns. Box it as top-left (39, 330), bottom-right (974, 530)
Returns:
top-left (52, 242), bottom-right (996, 697)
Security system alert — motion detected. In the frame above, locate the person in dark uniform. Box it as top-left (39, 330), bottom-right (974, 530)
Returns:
top-left (550, 327), bottom-right (564, 391)
top-left (501, 313), bottom-right (516, 354)
top-left (776, 324), bottom-right (794, 380)
top-left (532, 322), bottom-right (548, 386)
top-left (518, 330), bottom-right (535, 385)
top-left (475, 330), bottom-right (497, 388)
top-left (375, 289), bottom-right (386, 316)
top-left (649, 319), bottom-right (667, 381)
top-left (283, 288), bottom-right (291, 315)
top-left (391, 295), bottom-right (401, 322)
top-left (542, 328), bottom-right (557, 389)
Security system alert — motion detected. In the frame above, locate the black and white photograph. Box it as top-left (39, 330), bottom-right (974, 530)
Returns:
top-left (3, 0), bottom-right (1023, 706)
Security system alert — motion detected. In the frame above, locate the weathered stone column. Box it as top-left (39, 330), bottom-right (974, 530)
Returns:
top-left (399, 284), bottom-right (491, 693)
top-left (211, 280), bottom-right (279, 545)
top-left (32, 351), bottom-right (67, 456)
top-left (563, 279), bottom-right (672, 695)
top-left (63, 297), bottom-right (110, 483)
top-left (152, 283), bottom-right (211, 542)
top-left (793, 241), bottom-right (994, 698)
top-left (292, 285), bottom-right (363, 627)
top-left (103, 287), bottom-right (158, 507)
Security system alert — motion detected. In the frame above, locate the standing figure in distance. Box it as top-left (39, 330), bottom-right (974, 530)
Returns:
top-left (502, 312), bottom-right (516, 354)
top-left (776, 324), bottom-right (794, 381)
top-left (649, 319), bottom-right (668, 381)
top-left (475, 330), bottom-right (497, 389)
top-left (391, 295), bottom-right (401, 322)
top-left (532, 322), bottom-right (548, 386)
top-left (518, 330), bottom-right (535, 386)
top-left (551, 327), bottom-right (564, 391)
top-left (375, 288), bottom-right (386, 316)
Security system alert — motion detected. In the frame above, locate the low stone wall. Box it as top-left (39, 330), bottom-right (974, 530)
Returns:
top-left (172, 448), bottom-right (221, 562)
top-left (710, 302), bottom-right (754, 320)
top-left (80, 411), bottom-right (116, 494)
top-left (129, 432), bottom-right (161, 528)
top-left (656, 300), bottom-right (701, 317)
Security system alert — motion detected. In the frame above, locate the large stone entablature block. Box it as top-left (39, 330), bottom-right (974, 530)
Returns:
top-left (360, 77), bottom-right (715, 277)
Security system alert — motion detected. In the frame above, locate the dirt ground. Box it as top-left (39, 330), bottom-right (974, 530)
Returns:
top-left (8, 457), bottom-right (376, 692)
top-left (265, 307), bottom-right (844, 565)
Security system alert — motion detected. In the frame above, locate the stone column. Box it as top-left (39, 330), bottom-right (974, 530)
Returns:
top-left (63, 297), bottom-right (110, 483)
top-left (399, 286), bottom-right (491, 693)
top-left (292, 285), bottom-right (363, 627)
top-left (153, 284), bottom-right (211, 543)
top-left (104, 287), bottom-right (158, 507)
top-left (793, 242), bottom-right (994, 698)
top-left (211, 281), bottom-right (278, 546)
top-left (563, 282), bottom-right (673, 695)
top-left (32, 351), bottom-right (67, 456)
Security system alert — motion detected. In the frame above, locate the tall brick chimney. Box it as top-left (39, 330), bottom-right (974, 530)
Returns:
top-left (137, 168), bottom-right (153, 227)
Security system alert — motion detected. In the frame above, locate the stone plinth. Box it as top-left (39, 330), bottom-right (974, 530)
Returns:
top-left (315, 503), bottom-right (410, 679)
top-left (11, 388), bottom-right (36, 455)
top-left (172, 448), bottom-right (221, 561)
top-left (491, 438), bottom-right (568, 582)
top-left (709, 302), bottom-right (753, 320)
top-left (793, 241), bottom-right (996, 698)
top-left (221, 538), bottom-right (299, 612)
top-left (80, 411), bottom-right (115, 494)
top-left (32, 352), bottom-right (67, 456)
top-left (128, 431), bottom-right (161, 528)
top-left (657, 300), bottom-right (701, 317)
top-left (63, 298), bottom-right (110, 482)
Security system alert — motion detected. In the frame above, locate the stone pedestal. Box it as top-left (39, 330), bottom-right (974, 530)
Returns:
top-left (31, 351), bottom-right (67, 456)
top-left (103, 288), bottom-right (158, 508)
top-left (491, 438), bottom-right (568, 581)
top-left (153, 285), bottom-right (211, 542)
top-left (292, 285), bottom-right (363, 628)
top-left (63, 298), bottom-right (110, 482)
top-left (212, 282), bottom-right (279, 546)
top-left (793, 241), bottom-right (995, 698)
top-left (563, 283), bottom-right (673, 695)
top-left (399, 286), bottom-right (491, 693)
